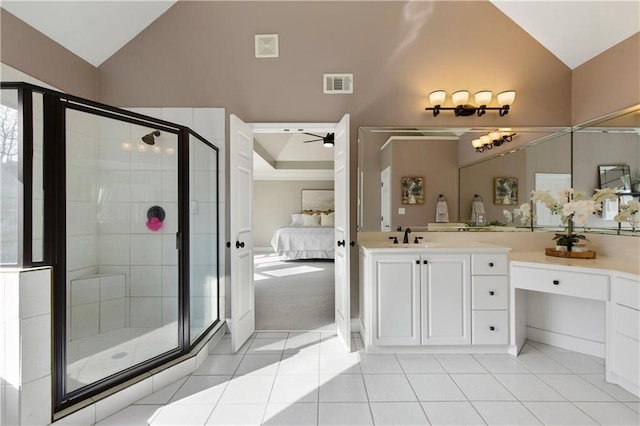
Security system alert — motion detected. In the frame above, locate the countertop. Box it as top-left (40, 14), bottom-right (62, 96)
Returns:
top-left (509, 251), bottom-right (640, 276)
top-left (359, 241), bottom-right (511, 253)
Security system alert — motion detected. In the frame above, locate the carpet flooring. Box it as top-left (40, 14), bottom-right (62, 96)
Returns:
top-left (254, 253), bottom-right (335, 331)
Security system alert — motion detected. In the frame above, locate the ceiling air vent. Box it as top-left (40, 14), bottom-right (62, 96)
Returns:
top-left (323, 73), bottom-right (353, 94)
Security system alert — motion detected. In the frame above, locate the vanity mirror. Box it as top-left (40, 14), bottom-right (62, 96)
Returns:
top-left (573, 104), bottom-right (640, 232)
top-left (357, 126), bottom-right (571, 232)
top-left (358, 105), bottom-right (640, 235)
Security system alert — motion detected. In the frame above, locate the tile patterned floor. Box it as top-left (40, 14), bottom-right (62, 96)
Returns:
top-left (96, 333), bottom-right (640, 425)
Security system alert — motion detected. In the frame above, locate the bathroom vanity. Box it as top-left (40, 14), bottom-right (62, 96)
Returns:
top-left (359, 240), bottom-right (640, 397)
top-left (359, 242), bottom-right (510, 353)
top-left (509, 252), bottom-right (640, 397)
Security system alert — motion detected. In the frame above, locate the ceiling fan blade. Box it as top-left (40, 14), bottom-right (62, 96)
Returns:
top-left (303, 139), bottom-right (323, 143)
top-left (303, 132), bottom-right (324, 139)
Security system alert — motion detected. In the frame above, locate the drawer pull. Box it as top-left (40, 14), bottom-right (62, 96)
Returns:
top-left (553, 280), bottom-right (560, 285)
top-left (489, 326), bottom-right (495, 331)
top-left (489, 291), bottom-right (495, 296)
top-left (489, 262), bottom-right (494, 267)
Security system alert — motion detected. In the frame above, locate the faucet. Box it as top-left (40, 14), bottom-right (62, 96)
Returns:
top-left (402, 227), bottom-right (412, 244)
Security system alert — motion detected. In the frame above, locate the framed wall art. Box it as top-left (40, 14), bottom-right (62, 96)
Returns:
top-left (301, 189), bottom-right (334, 212)
top-left (401, 176), bottom-right (424, 204)
top-left (494, 177), bottom-right (518, 205)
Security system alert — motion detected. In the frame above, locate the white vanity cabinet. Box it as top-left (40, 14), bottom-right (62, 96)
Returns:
top-left (420, 253), bottom-right (471, 345)
top-left (366, 253), bottom-right (421, 346)
top-left (611, 272), bottom-right (640, 396)
top-left (360, 244), bottom-right (509, 350)
top-left (471, 254), bottom-right (509, 345)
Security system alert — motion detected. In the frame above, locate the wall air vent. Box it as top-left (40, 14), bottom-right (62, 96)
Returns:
top-left (323, 73), bottom-right (353, 94)
top-left (255, 34), bottom-right (279, 58)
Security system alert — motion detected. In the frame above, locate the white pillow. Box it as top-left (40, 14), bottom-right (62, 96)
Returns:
top-left (291, 213), bottom-right (304, 225)
top-left (321, 212), bottom-right (335, 226)
top-left (302, 213), bottom-right (321, 226)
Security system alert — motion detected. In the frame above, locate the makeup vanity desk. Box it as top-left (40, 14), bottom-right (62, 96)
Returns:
top-left (509, 251), bottom-right (640, 397)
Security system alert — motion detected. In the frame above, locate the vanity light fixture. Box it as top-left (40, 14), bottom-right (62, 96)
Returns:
top-left (471, 130), bottom-right (516, 153)
top-left (426, 90), bottom-right (516, 117)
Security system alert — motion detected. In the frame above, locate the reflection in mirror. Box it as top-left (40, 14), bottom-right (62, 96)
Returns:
top-left (357, 127), bottom-right (571, 232)
top-left (599, 165), bottom-right (631, 192)
top-left (573, 105), bottom-right (640, 232)
top-left (358, 128), bottom-right (460, 232)
top-left (459, 131), bottom-right (571, 226)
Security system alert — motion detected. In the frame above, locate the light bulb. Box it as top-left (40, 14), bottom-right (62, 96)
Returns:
top-left (489, 131), bottom-right (500, 141)
top-left (480, 135), bottom-right (491, 146)
top-left (472, 139), bottom-right (482, 148)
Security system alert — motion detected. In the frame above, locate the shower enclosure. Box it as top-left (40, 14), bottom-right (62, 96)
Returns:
top-left (0, 82), bottom-right (220, 412)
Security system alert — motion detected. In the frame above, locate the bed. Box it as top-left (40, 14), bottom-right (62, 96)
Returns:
top-left (270, 211), bottom-right (335, 260)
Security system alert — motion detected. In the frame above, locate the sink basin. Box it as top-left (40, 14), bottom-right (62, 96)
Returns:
top-left (387, 243), bottom-right (441, 248)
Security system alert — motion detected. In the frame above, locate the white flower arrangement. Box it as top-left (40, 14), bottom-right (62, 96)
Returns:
top-left (515, 187), bottom-right (617, 227)
top-left (615, 199), bottom-right (640, 232)
top-left (512, 187), bottom-right (617, 250)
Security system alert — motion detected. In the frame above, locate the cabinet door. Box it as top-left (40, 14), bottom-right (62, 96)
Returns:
top-left (421, 254), bottom-right (471, 345)
top-left (372, 255), bottom-right (421, 345)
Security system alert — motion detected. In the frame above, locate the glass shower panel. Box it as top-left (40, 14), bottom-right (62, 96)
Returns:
top-left (32, 92), bottom-right (44, 262)
top-left (65, 107), bottom-right (179, 392)
top-left (0, 89), bottom-right (19, 265)
top-left (189, 133), bottom-right (218, 343)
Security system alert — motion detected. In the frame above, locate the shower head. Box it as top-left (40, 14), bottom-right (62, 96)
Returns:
top-left (142, 130), bottom-right (161, 145)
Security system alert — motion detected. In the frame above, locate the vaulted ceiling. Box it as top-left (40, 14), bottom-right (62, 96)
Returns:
top-left (2, 1), bottom-right (638, 69)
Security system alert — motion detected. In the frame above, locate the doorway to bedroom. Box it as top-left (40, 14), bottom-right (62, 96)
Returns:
top-left (252, 127), bottom-right (336, 331)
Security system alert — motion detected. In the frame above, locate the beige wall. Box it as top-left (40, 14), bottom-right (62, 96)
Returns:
top-left (0, 9), bottom-right (98, 100)
top-left (572, 33), bottom-right (640, 125)
top-left (97, 2), bottom-right (572, 127)
top-left (253, 180), bottom-right (334, 248)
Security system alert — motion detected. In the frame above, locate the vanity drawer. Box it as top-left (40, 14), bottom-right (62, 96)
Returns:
top-left (615, 304), bottom-right (640, 341)
top-left (472, 276), bottom-right (508, 310)
top-left (613, 274), bottom-right (640, 310)
top-left (471, 254), bottom-right (508, 276)
top-left (472, 310), bottom-right (508, 345)
top-left (510, 265), bottom-right (609, 301)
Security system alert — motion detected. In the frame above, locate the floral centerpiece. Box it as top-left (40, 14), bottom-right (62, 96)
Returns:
top-left (516, 187), bottom-right (617, 251)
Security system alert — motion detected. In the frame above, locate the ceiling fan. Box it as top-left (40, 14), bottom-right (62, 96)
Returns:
top-left (302, 132), bottom-right (334, 148)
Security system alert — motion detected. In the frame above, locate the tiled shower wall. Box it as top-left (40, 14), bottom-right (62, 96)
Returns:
top-left (129, 107), bottom-right (225, 338)
top-left (65, 107), bottom-right (225, 339)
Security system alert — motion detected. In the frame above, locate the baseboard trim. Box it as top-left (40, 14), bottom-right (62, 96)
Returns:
top-left (526, 326), bottom-right (605, 357)
top-left (351, 319), bottom-right (361, 333)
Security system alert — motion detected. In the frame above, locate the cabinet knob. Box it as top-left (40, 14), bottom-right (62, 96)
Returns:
top-left (423, 260), bottom-right (428, 264)
top-left (553, 280), bottom-right (560, 285)
top-left (488, 262), bottom-right (494, 267)
top-left (489, 291), bottom-right (495, 296)
top-left (489, 326), bottom-right (495, 331)
top-left (416, 260), bottom-right (420, 265)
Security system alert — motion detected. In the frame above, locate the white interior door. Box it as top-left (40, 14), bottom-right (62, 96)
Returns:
top-left (230, 114), bottom-right (255, 352)
top-left (534, 173), bottom-right (571, 226)
top-left (381, 166), bottom-right (391, 231)
top-left (334, 114), bottom-right (351, 352)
